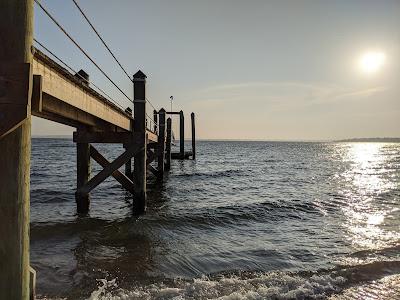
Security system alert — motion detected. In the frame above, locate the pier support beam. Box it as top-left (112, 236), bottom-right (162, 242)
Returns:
top-left (191, 112), bottom-right (196, 160)
top-left (0, 0), bottom-right (33, 299)
top-left (153, 109), bottom-right (158, 133)
top-left (165, 118), bottom-right (172, 170)
top-left (157, 108), bottom-right (166, 178)
top-left (123, 144), bottom-right (132, 179)
top-left (180, 110), bottom-right (184, 159)
top-left (89, 145), bottom-right (135, 194)
top-left (76, 135), bottom-right (91, 213)
top-left (133, 70), bottom-right (147, 213)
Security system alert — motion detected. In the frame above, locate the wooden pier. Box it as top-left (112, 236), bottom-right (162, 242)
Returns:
top-left (0, 1), bottom-right (196, 298)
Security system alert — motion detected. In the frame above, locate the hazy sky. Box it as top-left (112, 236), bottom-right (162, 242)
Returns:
top-left (32, 0), bottom-right (400, 140)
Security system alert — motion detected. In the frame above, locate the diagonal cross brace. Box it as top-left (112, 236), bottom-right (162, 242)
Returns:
top-left (146, 149), bottom-right (155, 165)
top-left (146, 149), bottom-right (158, 176)
top-left (89, 145), bottom-right (135, 194)
top-left (76, 134), bottom-right (144, 195)
top-left (148, 164), bottom-right (158, 176)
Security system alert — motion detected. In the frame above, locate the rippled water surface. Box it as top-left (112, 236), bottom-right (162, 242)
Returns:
top-left (30, 140), bottom-right (400, 299)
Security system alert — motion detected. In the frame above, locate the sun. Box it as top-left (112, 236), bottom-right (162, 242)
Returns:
top-left (359, 51), bottom-right (386, 74)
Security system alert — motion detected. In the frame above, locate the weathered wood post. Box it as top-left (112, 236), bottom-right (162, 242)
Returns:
top-left (180, 110), bottom-right (184, 159)
top-left (191, 112), bottom-right (196, 160)
top-left (124, 108), bottom-right (133, 179)
top-left (153, 109), bottom-right (158, 133)
top-left (0, 0), bottom-right (33, 299)
top-left (165, 117), bottom-right (172, 170)
top-left (133, 70), bottom-right (147, 213)
top-left (76, 132), bottom-right (91, 213)
top-left (123, 143), bottom-right (132, 179)
top-left (157, 108), bottom-right (166, 178)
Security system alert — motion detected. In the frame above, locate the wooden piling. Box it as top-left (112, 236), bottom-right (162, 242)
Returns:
top-left (180, 110), bottom-right (185, 159)
top-left (191, 112), bottom-right (196, 160)
top-left (157, 108), bottom-right (166, 177)
top-left (0, 0), bottom-right (33, 299)
top-left (133, 70), bottom-right (147, 213)
top-left (165, 118), bottom-right (172, 170)
top-left (153, 109), bottom-right (158, 133)
top-left (76, 135), bottom-right (91, 213)
top-left (123, 144), bottom-right (132, 179)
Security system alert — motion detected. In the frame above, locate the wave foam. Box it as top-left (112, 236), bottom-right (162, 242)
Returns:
top-left (87, 272), bottom-right (346, 300)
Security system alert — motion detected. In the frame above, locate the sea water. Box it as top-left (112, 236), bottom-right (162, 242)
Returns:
top-left (30, 140), bottom-right (400, 299)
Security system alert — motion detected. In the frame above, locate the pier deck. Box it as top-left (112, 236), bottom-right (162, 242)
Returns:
top-left (31, 49), bottom-right (158, 142)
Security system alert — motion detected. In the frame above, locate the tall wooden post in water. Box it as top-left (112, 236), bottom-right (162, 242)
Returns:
top-left (153, 109), bottom-right (158, 133)
top-left (157, 108), bottom-right (166, 178)
top-left (124, 108), bottom-right (133, 180)
top-left (191, 112), bottom-right (196, 160)
top-left (133, 71), bottom-right (147, 213)
top-left (165, 118), bottom-right (172, 170)
top-left (124, 143), bottom-right (132, 179)
top-left (0, 0), bottom-right (33, 299)
top-left (180, 110), bottom-right (184, 159)
top-left (76, 133), bottom-right (91, 213)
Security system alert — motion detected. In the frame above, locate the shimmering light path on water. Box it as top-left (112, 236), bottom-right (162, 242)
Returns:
top-left (30, 140), bottom-right (400, 299)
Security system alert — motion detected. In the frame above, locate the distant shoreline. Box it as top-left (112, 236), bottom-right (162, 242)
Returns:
top-left (335, 137), bottom-right (400, 143)
top-left (32, 136), bottom-right (400, 143)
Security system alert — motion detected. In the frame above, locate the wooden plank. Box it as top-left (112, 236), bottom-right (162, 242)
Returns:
top-left (34, 93), bottom-right (117, 130)
top-left (89, 145), bottom-right (134, 194)
top-left (147, 130), bottom-right (158, 143)
top-left (73, 131), bottom-right (137, 144)
top-left (32, 54), bottom-right (132, 131)
top-left (166, 111), bottom-right (181, 115)
top-left (31, 75), bottom-right (42, 113)
top-left (76, 133), bottom-right (144, 195)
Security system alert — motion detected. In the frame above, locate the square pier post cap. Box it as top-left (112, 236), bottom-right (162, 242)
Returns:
top-left (133, 70), bottom-right (147, 80)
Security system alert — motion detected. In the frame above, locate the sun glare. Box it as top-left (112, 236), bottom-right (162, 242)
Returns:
top-left (359, 51), bottom-right (385, 74)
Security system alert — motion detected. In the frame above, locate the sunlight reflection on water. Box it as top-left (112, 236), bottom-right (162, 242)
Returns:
top-left (340, 143), bottom-right (399, 250)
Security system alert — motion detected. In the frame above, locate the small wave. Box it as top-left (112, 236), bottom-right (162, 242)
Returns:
top-left (173, 169), bottom-right (245, 179)
top-left (86, 272), bottom-right (346, 300)
top-left (152, 200), bottom-right (325, 230)
top-left (81, 260), bottom-right (400, 299)
top-left (349, 243), bottom-right (400, 259)
top-left (329, 274), bottom-right (400, 300)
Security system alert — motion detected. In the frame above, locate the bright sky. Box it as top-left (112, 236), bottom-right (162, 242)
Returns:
top-left (32, 0), bottom-right (400, 140)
